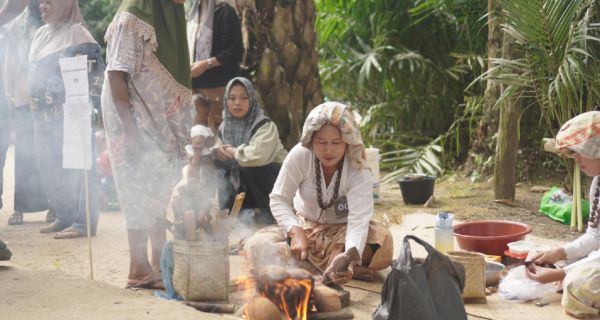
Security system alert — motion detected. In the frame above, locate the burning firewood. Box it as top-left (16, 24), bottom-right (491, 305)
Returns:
top-left (322, 247), bottom-right (360, 285)
top-left (255, 265), bottom-right (314, 320)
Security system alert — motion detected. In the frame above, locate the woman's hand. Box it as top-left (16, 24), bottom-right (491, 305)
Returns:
top-left (172, 0), bottom-right (185, 4)
top-left (213, 145), bottom-right (235, 161)
top-left (191, 60), bottom-right (209, 78)
top-left (526, 248), bottom-right (567, 266)
top-left (525, 264), bottom-right (565, 283)
top-left (288, 226), bottom-right (308, 261)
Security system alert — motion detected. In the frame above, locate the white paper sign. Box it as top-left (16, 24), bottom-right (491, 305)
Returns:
top-left (59, 55), bottom-right (89, 103)
top-left (62, 101), bottom-right (93, 170)
top-left (60, 56), bottom-right (92, 170)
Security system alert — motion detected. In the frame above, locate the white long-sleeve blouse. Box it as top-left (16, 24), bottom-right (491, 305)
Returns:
top-left (269, 144), bottom-right (374, 256)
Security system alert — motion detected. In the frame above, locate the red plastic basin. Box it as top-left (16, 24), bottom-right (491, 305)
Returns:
top-left (453, 220), bottom-right (532, 256)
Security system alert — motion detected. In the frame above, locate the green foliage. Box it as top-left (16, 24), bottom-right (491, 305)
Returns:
top-left (80, 0), bottom-right (120, 47)
top-left (480, 0), bottom-right (600, 134)
top-left (380, 137), bottom-right (444, 184)
top-left (316, 0), bottom-right (488, 177)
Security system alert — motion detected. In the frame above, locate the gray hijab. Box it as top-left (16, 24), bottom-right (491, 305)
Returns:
top-left (221, 77), bottom-right (266, 147)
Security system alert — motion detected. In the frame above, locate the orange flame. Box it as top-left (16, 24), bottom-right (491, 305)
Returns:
top-left (242, 276), bottom-right (313, 320)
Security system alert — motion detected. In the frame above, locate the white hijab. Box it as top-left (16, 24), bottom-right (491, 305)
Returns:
top-left (29, 0), bottom-right (96, 62)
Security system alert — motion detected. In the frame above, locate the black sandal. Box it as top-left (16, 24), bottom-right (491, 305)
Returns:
top-left (8, 212), bottom-right (24, 226)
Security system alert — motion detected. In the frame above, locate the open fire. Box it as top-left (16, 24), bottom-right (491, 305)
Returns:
top-left (238, 265), bottom-right (314, 320)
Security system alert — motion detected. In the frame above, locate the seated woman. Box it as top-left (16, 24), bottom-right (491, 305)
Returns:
top-left (526, 111), bottom-right (600, 318)
top-left (244, 102), bottom-right (393, 284)
top-left (213, 77), bottom-right (287, 223)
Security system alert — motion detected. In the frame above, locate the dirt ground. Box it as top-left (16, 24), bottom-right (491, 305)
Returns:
top-left (0, 145), bottom-right (587, 319)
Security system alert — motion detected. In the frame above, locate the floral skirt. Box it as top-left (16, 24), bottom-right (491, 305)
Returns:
top-left (243, 220), bottom-right (393, 274)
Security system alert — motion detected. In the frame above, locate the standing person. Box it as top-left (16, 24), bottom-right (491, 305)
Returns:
top-left (526, 111), bottom-right (600, 318)
top-left (102, 0), bottom-right (194, 289)
top-left (28, 0), bottom-right (103, 239)
top-left (2, 0), bottom-right (53, 226)
top-left (213, 77), bottom-right (287, 224)
top-left (187, 0), bottom-right (242, 131)
top-left (244, 102), bottom-right (393, 284)
top-left (0, 0), bottom-right (27, 215)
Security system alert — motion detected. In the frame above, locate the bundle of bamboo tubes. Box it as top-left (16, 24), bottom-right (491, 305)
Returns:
top-left (173, 190), bottom-right (246, 242)
top-left (571, 165), bottom-right (584, 232)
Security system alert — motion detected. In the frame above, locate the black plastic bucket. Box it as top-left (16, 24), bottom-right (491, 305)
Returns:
top-left (397, 175), bottom-right (436, 205)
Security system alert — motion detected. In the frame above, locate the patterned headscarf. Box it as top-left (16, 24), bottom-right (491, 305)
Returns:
top-left (221, 77), bottom-right (266, 147)
top-left (556, 111), bottom-right (600, 159)
top-left (300, 102), bottom-right (368, 170)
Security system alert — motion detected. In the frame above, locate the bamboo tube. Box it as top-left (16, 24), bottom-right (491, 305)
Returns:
top-left (571, 165), bottom-right (578, 231)
top-left (230, 192), bottom-right (246, 219)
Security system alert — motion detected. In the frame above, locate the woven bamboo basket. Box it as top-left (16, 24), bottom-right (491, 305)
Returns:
top-left (172, 239), bottom-right (229, 301)
top-left (447, 250), bottom-right (486, 299)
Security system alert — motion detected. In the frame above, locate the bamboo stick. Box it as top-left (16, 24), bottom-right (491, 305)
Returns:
top-left (230, 192), bottom-right (246, 219)
top-left (84, 170), bottom-right (93, 279)
top-left (184, 301), bottom-right (236, 313)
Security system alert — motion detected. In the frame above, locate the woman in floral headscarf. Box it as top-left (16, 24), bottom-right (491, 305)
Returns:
top-left (526, 111), bottom-right (600, 318)
top-left (243, 101), bottom-right (393, 284)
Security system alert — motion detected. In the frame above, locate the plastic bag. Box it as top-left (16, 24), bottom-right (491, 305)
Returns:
top-left (538, 187), bottom-right (589, 225)
top-left (498, 266), bottom-right (558, 301)
top-left (373, 235), bottom-right (467, 320)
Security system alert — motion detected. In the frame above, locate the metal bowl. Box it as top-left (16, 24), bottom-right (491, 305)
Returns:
top-left (485, 261), bottom-right (506, 287)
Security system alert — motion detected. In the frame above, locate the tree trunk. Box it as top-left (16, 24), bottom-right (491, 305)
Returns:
top-left (493, 33), bottom-right (521, 201)
top-left (464, 0), bottom-right (502, 174)
top-left (482, 0), bottom-right (502, 134)
top-left (241, 0), bottom-right (323, 149)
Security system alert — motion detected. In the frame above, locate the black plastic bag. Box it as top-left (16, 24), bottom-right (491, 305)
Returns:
top-left (373, 235), bottom-right (467, 320)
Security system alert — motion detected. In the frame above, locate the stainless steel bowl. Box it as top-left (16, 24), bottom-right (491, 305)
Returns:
top-left (485, 261), bottom-right (505, 287)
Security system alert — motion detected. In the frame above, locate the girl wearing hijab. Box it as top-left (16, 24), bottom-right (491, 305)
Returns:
top-left (102, 0), bottom-right (194, 289)
top-left (213, 77), bottom-right (287, 223)
top-left (526, 111), bottom-right (600, 318)
top-left (2, 0), bottom-right (53, 226)
top-left (244, 102), bottom-right (393, 284)
top-left (28, 0), bottom-right (103, 239)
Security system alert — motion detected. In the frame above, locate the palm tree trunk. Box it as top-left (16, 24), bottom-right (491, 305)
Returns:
top-left (243, 0), bottom-right (323, 149)
top-left (465, 0), bottom-right (502, 173)
top-left (494, 33), bottom-right (521, 201)
top-left (482, 0), bottom-right (502, 133)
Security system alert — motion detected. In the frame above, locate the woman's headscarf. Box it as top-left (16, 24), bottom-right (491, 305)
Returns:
top-left (29, 0), bottom-right (95, 62)
top-left (300, 102), bottom-right (368, 170)
top-left (116, 0), bottom-right (191, 89)
top-left (221, 77), bottom-right (266, 147)
top-left (555, 111), bottom-right (600, 159)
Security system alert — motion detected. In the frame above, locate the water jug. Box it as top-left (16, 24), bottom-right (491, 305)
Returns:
top-left (434, 212), bottom-right (454, 253)
top-left (365, 148), bottom-right (381, 203)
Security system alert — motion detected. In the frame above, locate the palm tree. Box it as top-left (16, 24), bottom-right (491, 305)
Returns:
top-left (242, 0), bottom-right (323, 148)
top-left (484, 0), bottom-right (600, 199)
